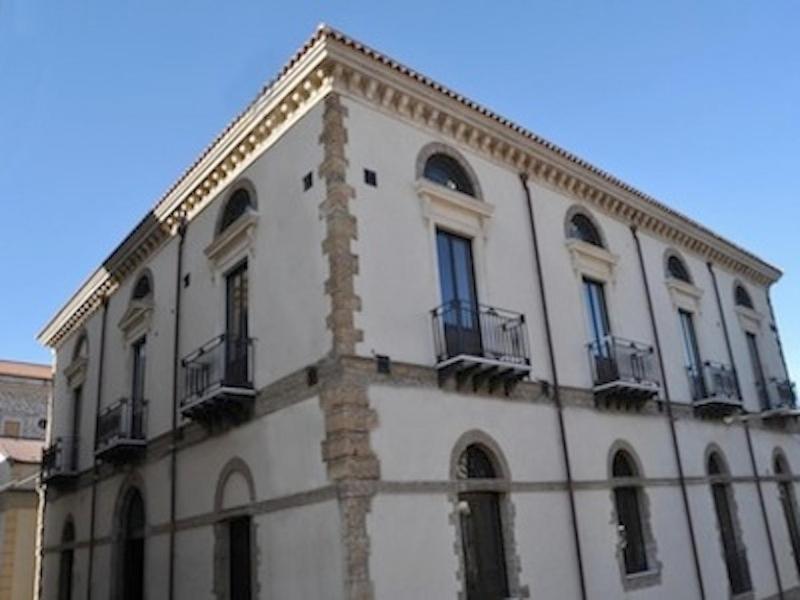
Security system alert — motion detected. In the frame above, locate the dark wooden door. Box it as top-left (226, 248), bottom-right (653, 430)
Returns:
top-left (712, 483), bottom-right (751, 594)
top-left (459, 491), bottom-right (509, 600)
top-left (229, 517), bottom-right (252, 600)
top-left (225, 262), bottom-right (249, 386)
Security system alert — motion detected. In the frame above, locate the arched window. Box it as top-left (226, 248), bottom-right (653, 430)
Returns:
top-left (611, 450), bottom-right (648, 575)
top-left (423, 153), bottom-right (476, 197)
top-left (707, 451), bottom-right (752, 594)
top-left (131, 274), bottom-right (152, 301)
top-left (58, 519), bottom-right (75, 600)
top-left (567, 213), bottom-right (604, 247)
top-left (667, 255), bottom-right (692, 283)
top-left (456, 444), bottom-right (508, 599)
top-left (219, 188), bottom-right (254, 233)
top-left (735, 284), bottom-right (754, 309)
top-left (119, 489), bottom-right (146, 600)
top-left (774, 453), bottom-right (800, 575)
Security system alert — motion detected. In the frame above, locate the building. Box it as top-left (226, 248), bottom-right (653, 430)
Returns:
top-left (0, 361), bottom-right (49, 600)
top-left (37, 26), bottom-right (798, 600)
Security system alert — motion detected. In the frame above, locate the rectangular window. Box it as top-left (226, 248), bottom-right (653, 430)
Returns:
top-left (225, 262), bottom-right (249, 386)
top-left (2, 420), bottom-right (20, 438)
top-left (678, 310), bottom-right (705, 399)
top-left (582, 278), bottom-right (610, 351)
top-left (746, 333), bottom-right (769, 408)
top-left (131, 338), bottom-right (146, 438)
top-left (228, 516), bottom-right (252, 600)
top-left (71, 387), bottom-right (82, 471)
top-left (436, 229), bottom-right (481, 357)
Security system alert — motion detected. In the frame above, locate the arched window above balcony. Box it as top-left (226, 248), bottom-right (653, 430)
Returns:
top-left (735, 284), bottom-right (754, 309)
top-left (567, 212), bottom-right (604, 247)
top-left (667, 254), bottom-right (692, 283)
top-left (423, 153), bottom-right (476, 197)
top-left (219, 188), bottom-right (255, 234)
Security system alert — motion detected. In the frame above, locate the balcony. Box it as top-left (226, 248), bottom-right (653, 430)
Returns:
top-left (761, 379), bottom-right (798, 420)
top-left (41, 437), bottom-right (78, 485)
top-left (432, 301), bottom-right (531, 394)
top-left (588, 336), bottom-right (660, 408)
top-left (95, 397), bottom-right (147, 463)
top-left (691, 361), bottom-right (742, 418)
top-left (180, 334), bottom-right (255, 424)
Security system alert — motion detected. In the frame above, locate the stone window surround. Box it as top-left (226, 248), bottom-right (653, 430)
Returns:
top-left (607, 440), bottom-right (662, 591)
top-left (664, 248), bottom-right (704, 314)
top-left (448, 429), bottom-right (529, 600)
top-left (205, 178), bottom-right (259, 274)
top-left (118, 269), bottom-right (155, 343)
top-left (212, 457), bottom-right (260, 600)
top-left (564, 205), bottom-right (619, 285)
top-left (705, 444), bottom-right (754, 600)
top-left (772, 448), bottom-right (800, 578)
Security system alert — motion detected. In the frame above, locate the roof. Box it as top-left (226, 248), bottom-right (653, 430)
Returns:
top-left (0, 360), bottom-right (51, 381)
top-left (0, 438), bottom-right (44, 464)
top-left (38, 25), bottom-right (783, 348)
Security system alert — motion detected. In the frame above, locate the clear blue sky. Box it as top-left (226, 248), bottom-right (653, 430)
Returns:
top-left (0, 1), bottom-right (797, 380)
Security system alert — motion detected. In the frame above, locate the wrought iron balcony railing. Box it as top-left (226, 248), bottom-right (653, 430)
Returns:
top-left (180, 334), bottom-right (255, 420)
top-left (41, 436), bottom-right (78, 483)
top-left (688, 361), bottom-right (739, 402)
top-left (761, 378), bottom-right (797, 412)
top-left (587, 336), bottom-right (659, 405)
top-left (432, 301), bottom-right (530, 367)
top-left (95, 397), bottom-right (147, 462)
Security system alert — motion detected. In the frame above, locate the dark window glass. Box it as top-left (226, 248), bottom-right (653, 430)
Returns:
top-left (612, 451), bottom-right (648, 574)
top-left (73, 335), bottom-right (88, 362)
top-left (131, 338), bottom-right (146, 438)
top-left (229, 517), bottom-right (252, 600)
top-left (457, 445), bottom-right (508, 599)
top-left (364, 169), bottom-right (377, 186)
top-left (220, 189), bottom-right (252, 233)
top-left (746, 333), bottom-right (769, 409)
top-left (735, 285), bottom-right (754, 309)
top-left (71, 387), bottom-right (82, 471)
top-left (225, 263), bottom-right (249, 386)
top-left (568, 214), bottom-right (603, 247)
top-left (58, 522), bottom-right (75, 600)
top-left (679, 310), bottom-right (705, 399)
top-left (436, 230), bottom-right (481, 357)
top-left (121, 490), bottom-right (145, 600)
top-left (424, 154), bottom-right (475, 197)
top-left (667, 255), bottom-right (691, 283)
top-left (583, 278), bottom-right (612, 366)
top-left (132, 275), bottom-right (151, 300)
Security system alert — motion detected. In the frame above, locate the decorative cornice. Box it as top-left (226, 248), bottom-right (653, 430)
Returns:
top-left (39, 25), bottom-right (783, 349)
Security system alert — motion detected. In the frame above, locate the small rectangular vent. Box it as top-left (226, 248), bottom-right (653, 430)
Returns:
top-left (302, 172), bottom-right (313, 191)
top-left (183, 273), bottom-right (191, 288)
top-left (375, 354), bottom-right (391, 374)
top-left (364, 169), bottom-right (377, 187)
top-left (306, 366), bottom-right (318, 387)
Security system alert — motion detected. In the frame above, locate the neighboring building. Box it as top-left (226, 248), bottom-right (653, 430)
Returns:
top-left (37, 26), bottom-right (799, 600)
top-left (0, 361), bottom-right (49, 600)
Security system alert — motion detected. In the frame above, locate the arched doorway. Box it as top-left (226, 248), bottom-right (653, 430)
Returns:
top-left (708, 451), bottom-right (752, 595)
top-left (775, 453), bottom-right (800, 575)
top-left (457, 444), bottom-right (509, 600)
top-left (119, 488), bottom-right (145, 600)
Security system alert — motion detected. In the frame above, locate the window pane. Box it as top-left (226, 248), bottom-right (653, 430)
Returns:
top-left (229, 517), bottom-right (252, 600)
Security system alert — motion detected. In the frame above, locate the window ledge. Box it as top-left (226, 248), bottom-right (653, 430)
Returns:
top-left (622, 568), bottom-right (662, 591)
top-left (735, 305), bottom-right (763, 332)
top-left (118, 299), bottom-right (153, 342)
top-left (666, 278), bottom-right (703, 313)
top-left (416, 179), bottom-right (493, 236)
top-left (565, 238), bottom-right (618, 282)
top-left (204, 212), bottom-right (258, 269)
top-left (64, 357), bottom-right (88, 389)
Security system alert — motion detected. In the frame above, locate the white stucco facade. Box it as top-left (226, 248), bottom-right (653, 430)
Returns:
top-left (37, 26), bottom-right (798, 600)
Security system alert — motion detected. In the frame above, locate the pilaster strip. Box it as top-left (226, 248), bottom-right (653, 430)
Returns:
top-left (318, 92), bottom-right (378, 600)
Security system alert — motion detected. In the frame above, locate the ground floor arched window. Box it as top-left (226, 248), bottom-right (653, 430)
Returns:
top-left (457, 443), bottom-right (509, 600)
top-left (612, 450), bottom-right (648, 575)
top-left (775, 452), bottom-right (800, 575)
